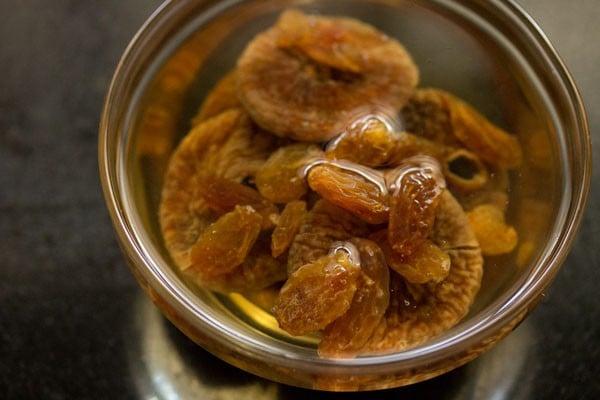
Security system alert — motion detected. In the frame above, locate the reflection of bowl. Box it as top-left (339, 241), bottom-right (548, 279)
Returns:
top-left (99, 0), bottom-right (591, 391)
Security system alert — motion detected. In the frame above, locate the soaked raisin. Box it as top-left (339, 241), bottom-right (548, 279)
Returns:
top-left (197, 174), bottom-right (278, 229)
top-left (190, 205), bottom-right (263, 277)
top-left (377, 233), bottom-right (450, 284)
top-left (325, 114), bottom-right (398, 167)
top-left (467, 203), bottom-right (518, 256)
top-left (255, 143), bottom-right (323, 203)
top-left (307, 163), bottom-right (389, 224)
top-left (319, 238), bottom-right (390, 358)
top-left (387, 157), bottom-right (445, 257)
top-left (273, 250), bottom-right (361, 336)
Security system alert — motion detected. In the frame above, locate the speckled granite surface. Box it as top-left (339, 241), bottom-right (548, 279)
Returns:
top-left (0, 1), bottom-right (598, 398)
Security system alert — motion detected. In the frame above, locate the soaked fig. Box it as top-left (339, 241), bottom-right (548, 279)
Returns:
top-left (363, 191), bottom-right (483, 354)
top-left (401, 88), bottom-right (522, 169)
top-left (449, 96), bottom-right (522, 169)
top-left (444, 148), bottom-right (489, 192)
top-left (236, 9), bottom-right (419, 142)
top-left (160, 109), bottom-right (283, 293)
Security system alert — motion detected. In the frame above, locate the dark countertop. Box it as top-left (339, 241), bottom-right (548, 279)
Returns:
top-left (1, 1), bottom-right (598, 398)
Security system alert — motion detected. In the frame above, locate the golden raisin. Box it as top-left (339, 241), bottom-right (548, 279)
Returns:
top-left (325, 115), bottom-right (398, 167)
top-left (273, 250), bottom-right (361, 336)
top-left (196, 174), bottom-right (278, 229)
top-left (387, 158), bottom-right (445, 257)
top-left (307, 163), bottom-right (389, 224)
top-left (319, 238), bottom-right (390, 358)
top-left (255, 143), bottom-right (323, 203)
top-left (190, 205), bottom-right (263, 278)
top-left (383, 238), bottom-right (450, 284)
top-left (467, 203), bottom-right (518, 256)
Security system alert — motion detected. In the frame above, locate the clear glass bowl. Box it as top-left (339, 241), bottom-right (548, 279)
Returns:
top-left (99, 0), bottom-right (591, 391)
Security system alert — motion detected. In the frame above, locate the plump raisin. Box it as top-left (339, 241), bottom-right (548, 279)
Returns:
top-left (190, 205), bottom-right (263, 277)
top-left (307, 163), bottom-right (389, 224)
top-left (467, 203), bottom-right (518, 256)
top-left (273, 250), bottom-right (361, 336)
top-left (319, 238), bottom-right (390, 357)
top-left (196, 174), bottom-right (278, 229)
top-left (325, 114), bottom-right (398, 167)
top-left (255, 143), bottom-right (323, 203)
top-left (387, 157), bottom-right (445, 257)
top-left (375, 231), bottom-right (450, 284)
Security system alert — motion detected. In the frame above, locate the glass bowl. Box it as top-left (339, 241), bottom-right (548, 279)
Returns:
top-left (99, 0), bottom-right (591, 391)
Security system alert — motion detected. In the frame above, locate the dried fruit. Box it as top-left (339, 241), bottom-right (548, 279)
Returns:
top-left (236, 9), bottom-right (419, 142)
top-left (319, 238), bottom-right (390, 358)
top-left (196, 174), bottom-right (278, 229)
top-left (401, 88), bottom-right (457, 146)
top-left (325, 113), bottom-right (399, 167)
top-left (443, 148), bottom-right (489, 192)
top-left (190, 205), bottom-right (263, 277)
top-left (271, 200), bottom-right (307, 257)
top-left (363, 192), bottom-right (483, 353)
top-left (273, 250), bottom-right (361, 336)
top-left (287, 200), bottom-right (370, 274)
top-left (374, 230), bottom-right (450, 284)
top-left (401, 88), bottom-right (522, 169)
top-left (449, 96), bottom-right (522, 169)
top-left (187, 237), bottom-right (287, 295)
top-left (386, 131), bottom-right (445, 167)
top-left (307, 163), bottom-right (389, 224)
top-left (255, 143), bottom-right (323, 203)
top-left (160, 109), bottom-right (257, 268)
top-left (387, 156), bottom-right (446, 257)
top-left (158, 9), bottom-right (523, 358)
top-left (198, 110), bottom-right (279, 182)
top-left (467, 203), bottom-right (518, 256)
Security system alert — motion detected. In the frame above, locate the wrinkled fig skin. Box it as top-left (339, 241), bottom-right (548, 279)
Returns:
top-left (236, 9), bottom-right (419, 142)
top-left (363, 191), bottom-right (483, 354)
top-left (159, 109), bottom-right (285, 294)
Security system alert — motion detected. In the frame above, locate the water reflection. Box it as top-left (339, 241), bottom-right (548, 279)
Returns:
top-left (126, 293), bottom-right (535, 399)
